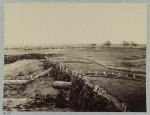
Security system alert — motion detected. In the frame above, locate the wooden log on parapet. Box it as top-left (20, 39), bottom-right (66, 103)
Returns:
top-left (93, 85), bottom-right (99, 92)
top-left (52, 81), bottom-right (72, 89)
top-left (34, 68), bottom-right (52, 79)
top-left (62, 64), bottom-right (65, 70)
top-left (132, 70), bottom-right (136, 79)
top-left (133, 74), bottom-right (136, 79)
top-left (68, 70), bottom-right (72, 75)
top-left (59, 63), bottom-right (63, 70)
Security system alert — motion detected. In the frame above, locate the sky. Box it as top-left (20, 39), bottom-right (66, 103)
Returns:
top-left (4, 3), bottom-right (147, 47)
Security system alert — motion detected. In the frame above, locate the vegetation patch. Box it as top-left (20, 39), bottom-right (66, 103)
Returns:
top-left (121, 62), bottom-right (136, 67)
top-left (4, 53), bottom-right (62, 64)
top-left (118, 55), bottom-right (146, 60)
top-left (69, 76), bottom-right (120, 112)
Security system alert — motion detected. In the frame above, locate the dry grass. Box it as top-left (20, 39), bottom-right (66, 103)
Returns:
top-left (4, 60), bottom-right (44, 80)
top-left (88, 77), bottom-right (146, 111)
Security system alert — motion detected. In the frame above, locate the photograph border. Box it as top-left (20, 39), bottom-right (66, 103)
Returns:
top-left (0, 0), bottom-right (149, 115)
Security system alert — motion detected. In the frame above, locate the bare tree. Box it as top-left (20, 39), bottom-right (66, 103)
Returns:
top-left (130, 41), bottom-right (138, 48)
top-left (103, 41), bottom-right (112, 48)
top-left (122, 41), bottom-right (130, 48)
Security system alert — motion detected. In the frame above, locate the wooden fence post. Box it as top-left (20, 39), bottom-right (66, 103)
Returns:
top-left (33, 92), bottom-right (36, 98)
top-left (30, 75), bottom-right (34, 80)
top-left (103, 71), bottom-right (106, 75)
top-left (75, 71), bottom-right (78, 75)
top-left (65, 68), bottom-right (69, 74)
top-left (118, 73), bottom-right (121, 78)
top-left (59, 64), bottom-right (61, 70)
top-left (45, 93), bottom-right (47, 99)
top-left (48, 72), bottom-right (50, 76)
top-left (133, 74), bottom-right (136, 79)
top-left (12, 74), bottom-right (15, 80)
top-left (95, 71), bottom-right (98, 76)
top-left (121, 103), bottom-right (127, 111)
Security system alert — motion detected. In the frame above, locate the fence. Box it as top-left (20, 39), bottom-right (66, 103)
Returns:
top-left (51, 62), bottom-right (127, 112)
top-left (28, 60), bottom-right (127, 111)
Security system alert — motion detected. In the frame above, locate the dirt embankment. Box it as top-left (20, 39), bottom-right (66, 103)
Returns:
top-left (3, 60), bottom-right (75, 111)
top-left (47, 57), bottom-right (146, 112)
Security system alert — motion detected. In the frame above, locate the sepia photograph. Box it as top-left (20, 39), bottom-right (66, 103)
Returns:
top-left (3, 3), bottom-right (147, 112)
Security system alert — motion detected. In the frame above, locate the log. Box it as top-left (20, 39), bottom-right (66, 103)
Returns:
top-left (52, 81), bottom-right (72, 89)
top-left (34, 67), bottom-right (52, 79)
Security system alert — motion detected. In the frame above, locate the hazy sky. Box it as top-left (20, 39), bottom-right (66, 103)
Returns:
top-left (4, 3), bottom-right (147, 47)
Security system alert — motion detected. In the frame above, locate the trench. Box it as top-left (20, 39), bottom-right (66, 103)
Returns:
top-left (28, 61), bottom-right (127, 112)
top-left (3, 60), bottom-right (127, 112)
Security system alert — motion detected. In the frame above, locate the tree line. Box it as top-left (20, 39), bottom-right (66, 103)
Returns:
top-left (91, 41), bottom-right (138, 48)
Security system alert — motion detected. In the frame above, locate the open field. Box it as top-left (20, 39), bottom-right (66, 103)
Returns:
top-left (5, 46), bottom-right (146, 73)
top-left (63, 47), bottom-right (146, 73)
top-left (4, 49), bottom-right (65, 55)
top-left (3, 46), bottom-right (146, 111)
